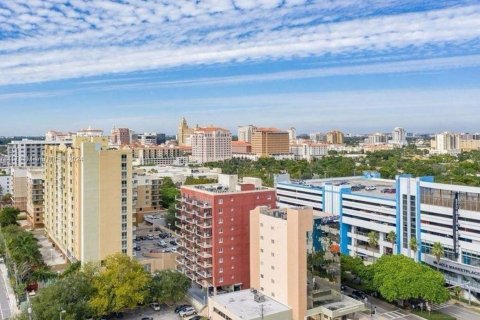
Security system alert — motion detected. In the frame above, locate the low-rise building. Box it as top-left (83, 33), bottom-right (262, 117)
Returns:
top-left (11, 167), bottom-right (27, 211)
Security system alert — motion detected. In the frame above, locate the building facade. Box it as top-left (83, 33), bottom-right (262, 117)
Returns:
top-left (191, 127), bottom-right (232, 164)
top-left (26, 168), bottom-right (44, 228)
top-left (326, 131), bottom-right (344, 145)
top-left (175, 175), bottom-right (276, 294)
top-left (392, 127), bottom-right (407, 146)
top-left (110, 127), bottom-right (133, 146)
top-left (290, 143), bottom-right (329, 161)
top-left (276, 173), bottom-right (480, 299)
top-left (44, 136), bottom-right (133, 263)
top-left (177, 117), bottom-right (196, 146)
top-left (128, 145), bottom-right (186, 165)
top-left (366, 132), bottom-right (388, 145)
top-left (238, 125), bottom-right (257, 143)
top-left (7, 139), bottom-right (65, 167)
top-left (251, 128), bottom-right (290, 157)
top-left (0, 175), bottom-right (11, 196)
top-left (11, 167), bottom-right (27, 211)
top-left (431, 132), bottom-right (461, 155)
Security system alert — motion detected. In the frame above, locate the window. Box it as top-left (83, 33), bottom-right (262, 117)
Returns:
top-left (260, 274), bottom-right (264, 278)
top-left (219, 227), bottom-right (223, 234)
top-left (271, 252), bottom-right (275, 257)
top-left (219, 277), bottom-right (224, 283)
top-left (219, 267), bottom-right (223, 273)
top-left (218, 198), bottom-right (223, 204)
top-left (219, 258), bottom-right (223, 263)
top-left (218, 218), bottom-right (223, 224)
top-left (219, 247), bottom-right (224, 253)
top-left (218, 208), bottom-right (223, 213)
top-left (271, 239), bottom-right (275, 244)
top-left (219, 237), bottom-right (224, 244)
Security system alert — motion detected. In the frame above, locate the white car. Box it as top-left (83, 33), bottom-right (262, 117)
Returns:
top-left (151, 302), bottom-right (161, 311)
top-left (365, 186), bottom-right (376, 191)
top-left (147, 234), bottom-right (154, 240)
top-left (179, 308), bottom-right (196, 317)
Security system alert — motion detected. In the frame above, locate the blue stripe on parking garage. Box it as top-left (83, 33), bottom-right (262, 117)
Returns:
top-left (395, 177), bottom-right (401, 255)
top-left (416, 180), bottom-right (422, 262)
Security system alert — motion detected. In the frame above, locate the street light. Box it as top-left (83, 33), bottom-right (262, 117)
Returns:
top-left (60, 310), bottom-right (66, 320)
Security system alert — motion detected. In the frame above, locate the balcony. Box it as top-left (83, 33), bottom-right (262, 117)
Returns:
top-left (196, 231), bottom-right (212, 239)
top-left (196, 251), bottom-right (212, 259)
top-left (185, 217), bottom-right (196, 224)
top-left (184, 226), bottom-right (195, 234)
top-left (196, 239), bottom-right (212, 249)
top-left (185, 245), bottom-right (196, 254)
top-left (196, 210), bottom-right (213, 219)
top-left (196, 270), bottom-right (212, 279)
top-left (196, 279), bottom-right (213, 288)
top-left (186, 271), bottom-right (197, 281)
top-left (175, 257), bottom-right (186, 265)
top-left (176, 265), bottom-right (186, 273)
top-left (196, 259), bottom-right (212, 269)
top-left (196, 221), bottom-right (212, 229)
top-left (185, 254), bottom-right (196, 263)
top-left (186, 263), bottom-right (197, 272)
top-left (175, 212), bottom-right (186, 220)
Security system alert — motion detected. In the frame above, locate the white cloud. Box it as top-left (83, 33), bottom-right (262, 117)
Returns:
top-left (0, 1), bottom-right (479, 85)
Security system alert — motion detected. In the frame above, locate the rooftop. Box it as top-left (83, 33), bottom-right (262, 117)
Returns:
top-left (209, 289), bottom-right (291, 319)
top-left (281, 175), bottom-right (397, 200)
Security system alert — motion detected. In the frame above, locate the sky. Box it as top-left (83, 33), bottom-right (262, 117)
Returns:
top-left (1, 0), bottom-right (480, 136)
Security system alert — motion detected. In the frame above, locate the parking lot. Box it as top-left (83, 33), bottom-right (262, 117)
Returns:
top-left (134, 224), bottom-right (179, 258)
top-left (121, 305), bottom-right (189, 320)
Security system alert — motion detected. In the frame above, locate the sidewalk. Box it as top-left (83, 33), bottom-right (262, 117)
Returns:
top-left (0, 262), bottom-right (19, 317)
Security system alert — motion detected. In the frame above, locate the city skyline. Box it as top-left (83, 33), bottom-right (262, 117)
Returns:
top-left (1, 1), bottom-right (480, 134)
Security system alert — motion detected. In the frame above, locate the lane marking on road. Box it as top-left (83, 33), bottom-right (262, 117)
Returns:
top-left (380, 310), bottom-right (408, 319)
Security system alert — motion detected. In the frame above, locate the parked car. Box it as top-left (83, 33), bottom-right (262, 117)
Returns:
top-left (159, 233), bottom-right (168, 239)
top-left (186, 316), bottom-right (202, 320)
top-left (134, 246), bottom-right (141, 251)
top-left (154, 227), bottom-right (161, 231)
top-left (352, 290), bottom-right (366, 300)
top-left (179, 308), bottom-right (196, 317)
top-left (169, 239), bottom-right (177, 245)
top-left (141, 317), bottom-right (153, 320)
top-left (175, 305), bottom-right (191, 313)
top-left (171, 247), bottom-right (177, 253)
top-left (147, 234), bottom-right (154, 240)
top-left (151, 302), bottom-right (161, 311)
top-left (365, 186), bottom-right (376, 191)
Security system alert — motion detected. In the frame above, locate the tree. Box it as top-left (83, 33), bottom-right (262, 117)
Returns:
top-left (0, 207), bottom-right (19, 227)
top-left (89, 254), bottom-right (150, 316)
top-left (1, 193), bottom-right (12, 203)
top-left (432, 241), bottom-right (444, 270)
top-left (367, 231), bottom-right (379, 261)
top-left (165, 203), bottom-right (177, 231)
top-left (148, 270), bottom-right (190, 305)
top-left (373, 255), bottom-right (449, 304)
top-left (386, 231), bottom-right (396, 254)
top-left (410, 237), bottom-right (418, 261)
top-left (160, 177), bottom-right (180, 209)
top-left (29, 269), bottom-right (96, 320)
top-left (184, 177), bottom-right (217, 185)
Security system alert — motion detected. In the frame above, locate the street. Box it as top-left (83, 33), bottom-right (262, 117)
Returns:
top-left (433, 302), bottom-right (480, 320)
top-left (0, 262), bottom-right (12, 320)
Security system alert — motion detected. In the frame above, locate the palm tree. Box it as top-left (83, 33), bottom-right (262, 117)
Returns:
top-left (386, 230), bottom-right (396, 254)
top-left (410, 237), bottom-right (418, 261)
top-left (367, 231), bottom-right (379, 262)
top-left (432, 241), bottom-right (444, 270)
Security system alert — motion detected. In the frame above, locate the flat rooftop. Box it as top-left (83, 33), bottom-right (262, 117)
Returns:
top-left (210, 289), bottom-right (291, 319)
top-left (284, 176), bottom-right (397, 200)
top-left (190, 183), bottom-right (271, 194)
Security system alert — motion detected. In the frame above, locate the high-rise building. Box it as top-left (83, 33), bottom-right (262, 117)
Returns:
top-left (326, 130), bottom-right (344, 145)
top-left (175, 174), bottom-right (276, 294)
top-left (309, 132), bottom-right (326, 143)
top-left (26, 168), bottom-right (44, 229)
top-left (431, 132), bottom-right (461, 155)
top-left (251, 128), bottom-right (289, 157)
top-left (177, 117), bottom-right (196, 146)
top-left (191, 127), bottom-right (232, 164)
top-left (238, 125), bottom-right (257, 143)
top-left (127, 145), bottom-right (186, 166)
top-left (136, 132), bottom-right (166, 146)
top-left (110, 127), bottom-right (133, 146)
top-left (287, 127), bottom-right (297, 142)
top-left (45, 130), bottom-right (74, 142)
top-left (7, 139), bottom-right (65, 167)
top-left (366, 132), bottom-right (388, 145)
top-left (0, 175), bottom-right (11, 196)
top-left (290, 142), bottom-right (328, 161)
top-left (391, 127), bottom-right (407, 146)
top-left (11, 167), bottom-right (27, 211)
top-left (44, 136), bottom-right (133, 263)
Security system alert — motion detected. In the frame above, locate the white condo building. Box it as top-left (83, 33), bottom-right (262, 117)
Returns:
top-left (391, 127), bottom-right (407, 146)
top-left (191, 127), bottom-right (232, 164)
top-left (7, 139), bottom-right (66, 167)
top-left (275, 172), bottom-right (480, 300)
top-left (238, 125), bottom-right (256, 143)
top-left (431, 132), bottom-right (461, 155)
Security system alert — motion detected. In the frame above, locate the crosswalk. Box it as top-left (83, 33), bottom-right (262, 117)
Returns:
top-left (431, 302), bottom-right (451, 311)
top-left (380, 310), bottom-right (407, 319)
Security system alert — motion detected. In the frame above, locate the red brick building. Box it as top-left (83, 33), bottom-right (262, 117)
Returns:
top-left (175, 174), bottom-right (276, 294)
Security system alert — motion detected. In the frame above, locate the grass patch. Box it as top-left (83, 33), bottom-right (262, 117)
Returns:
top-left (412, 310), bottom-right (456, 320)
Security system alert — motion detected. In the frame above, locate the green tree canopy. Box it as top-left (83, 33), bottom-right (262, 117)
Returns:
top-left (0, 207), bottom-right (19, 227)
top-left (373, 255), bottom-right (449, 304)
top-left (160, 177), bottom-right (180, 209)
top-left (148, 270), bottom-right (190, 305)
top-left (89, 254), bottom-right (150, 316)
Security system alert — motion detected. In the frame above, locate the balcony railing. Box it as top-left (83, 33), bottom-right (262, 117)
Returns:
top-left (196, 239), bottom-right (212, 249)
top-left (196, 260), bottom-right (213, 269)
top-left (196, 221), bottom-right (212, 229)
top-left (196, 251), bottom-right (212, 259)
top-left (196, 231), bottom-right (212, 239)
top-left (196, 270), bottom-right (212, 279)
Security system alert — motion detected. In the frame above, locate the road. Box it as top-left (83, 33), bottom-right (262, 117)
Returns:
top-left (0, 263), bottom-right (12, 320)
top-left (433, 302), bottom-right (480, 320)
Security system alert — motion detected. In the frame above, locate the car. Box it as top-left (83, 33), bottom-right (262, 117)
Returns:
top-left (352, 290), bottom-right (366, 300)
top-left (365, 186), bottom-right (376, 191)
top-left (159, 233), bottom-right (168, 239)
top-left (162, 248), bottom-right (172, 253)
top-left (147, 234), bottom-right (154, 240)
top-left (170, 239), bottom-right (177, 245)
top-left (134, 246), bottom-right (141, 251)
top-left (151, 302), bottom-right (161, 311)
top-left (154, 227), bottom-right (161, 231)
top-left (179, 308), bottom-right (196, 317)
top-left (175, 305), bottom-right (191, 313)
top-left (141, 317), bottom-right (153, 320)
top-left (159, 240), bottom-right (167, 246)
top-left (171, 247), bottom-right (177, 253)
top-left (140, 236), bottom-right (147, 240)
top-left (185, 316), bottom-right (202, 320)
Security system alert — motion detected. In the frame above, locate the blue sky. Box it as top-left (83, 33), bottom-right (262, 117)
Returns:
top-left (1, 0), bottom-right (480, 136)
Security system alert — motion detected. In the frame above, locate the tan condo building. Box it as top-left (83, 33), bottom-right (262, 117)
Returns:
top-left (177, 117), bottom-right (196, 146)
top-left (191, 127), bottom-right (232, 163)
top-left (326, 130), bottom-right (345, 145)
top-left (26, 168), bottom-right (45, 228)
top-left (251, 128), bottom-right (290, 157)
top-left (11, 167), bottom-right (28, 212)
top-left (44, 136), bottom-right (133, 263)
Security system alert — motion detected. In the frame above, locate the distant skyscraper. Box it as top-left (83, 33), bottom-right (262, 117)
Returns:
top-left (191, 127), bottom-right (232, 163)
top-left (238, 125), bottom-right (257, 143)
top-left (287, 127), bottom-right (297, 141)
top-left (367, 132), bottom-right (388, 145)
top-left (309, 132), bottom-right (326, 142)
top-left (391, 127), bottom-right (407, 146)
top-left (251, 128), bottom-right (290, 157)
top-left (326, 130), bottom-right (344, 144)
top-left (177, 117), bottom-right (196, 146)
top-left (431, 132), bottom-right (461, 155)
top-left (110, 126), bottom-right (133, 146)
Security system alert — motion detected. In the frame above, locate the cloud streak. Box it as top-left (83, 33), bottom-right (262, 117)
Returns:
top-left (1, 1), bottom-right (480, 85)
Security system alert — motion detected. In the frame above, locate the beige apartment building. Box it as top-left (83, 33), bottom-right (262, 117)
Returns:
top-left (251, 128), bottom-right (290, 157)
top-left (460, 139), bottom-right (480, 152)
top-left (11, 167), bottom-right (27, 212)
top-left (326, 130), bottom-right (345, 145)
top-left (26, 168), bottom-right (44, 228)
top-left (132, 169), bottom-right (162, 224)
top-left (44, 136), bottom-right (133, 263)
top-left (191, 127), bottom-right (232, 163)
